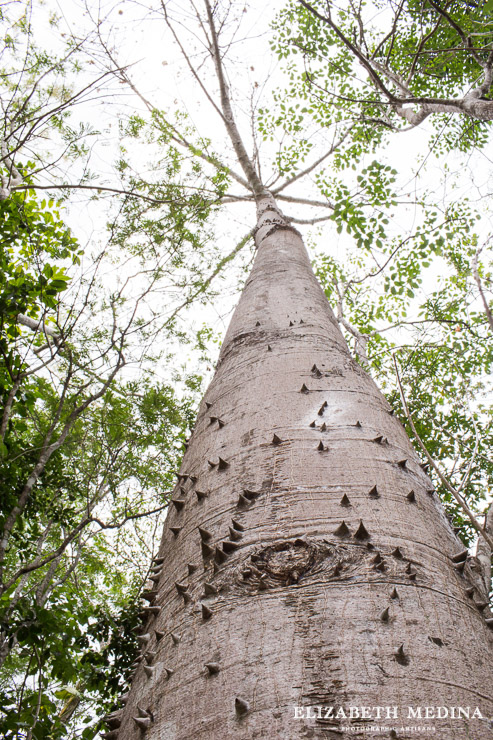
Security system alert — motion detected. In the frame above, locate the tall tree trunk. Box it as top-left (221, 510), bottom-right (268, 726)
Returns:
top-left (112, 195), bottom-right (493, 739)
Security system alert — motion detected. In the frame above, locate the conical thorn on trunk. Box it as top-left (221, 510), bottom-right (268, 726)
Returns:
top-left (229, 526), bottom-right (243, 541)
top-left (334, 521), bottom-right (350, 537)
top-left (340, 494), bottom-right (351, 507)
top-left (141, 591), bottom-right (158, 602)
top-left (199, 527), bottom-right (212, 541)
top-left (243, 489), bottom-right (260, 501)
top-left (235, 697), bottom-right (250, 716)
top-left (354, 521), bottom-right (370, 540)
top-left (215, 546), bottom-right (228, 563)
top-left (222, 539), bottom-right (240, 553)
top-left (394, 644), bottom-right (409, 665)
top-left (451, 549), bottom-right (468, 563)
top-left (141, 605), bottom-right (161, 616)
top-left (133, 717), bottom-right (152, 730)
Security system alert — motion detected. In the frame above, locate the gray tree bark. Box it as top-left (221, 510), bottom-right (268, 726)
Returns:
top-left (111, 194), bottom-right (493, 739)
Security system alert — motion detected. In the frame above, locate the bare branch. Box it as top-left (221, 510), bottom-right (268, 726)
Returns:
top-left (472, 237), bottom-right (493, 333)
top-left (203, 0), bottom-right (265, 197)
top-left (165, 229), bottom-right (254, 326)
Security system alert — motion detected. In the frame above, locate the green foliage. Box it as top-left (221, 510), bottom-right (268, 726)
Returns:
top-left (266, 0), bottom-right (493, 551)
top-left (315, 210), bottom-right (493, 543)
top-left (0, 190), bottom-right (199, 737)
top-left (270, 0), bottom-right (493, 154)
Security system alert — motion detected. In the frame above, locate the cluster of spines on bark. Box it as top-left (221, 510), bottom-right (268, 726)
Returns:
top-left (106, 352), bottom-right (493, 736)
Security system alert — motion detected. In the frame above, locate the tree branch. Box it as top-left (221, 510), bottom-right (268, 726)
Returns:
top-left (472, 237), bottom-right (493, 333)
top-left (203, 0), bottom-right (265, 197)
